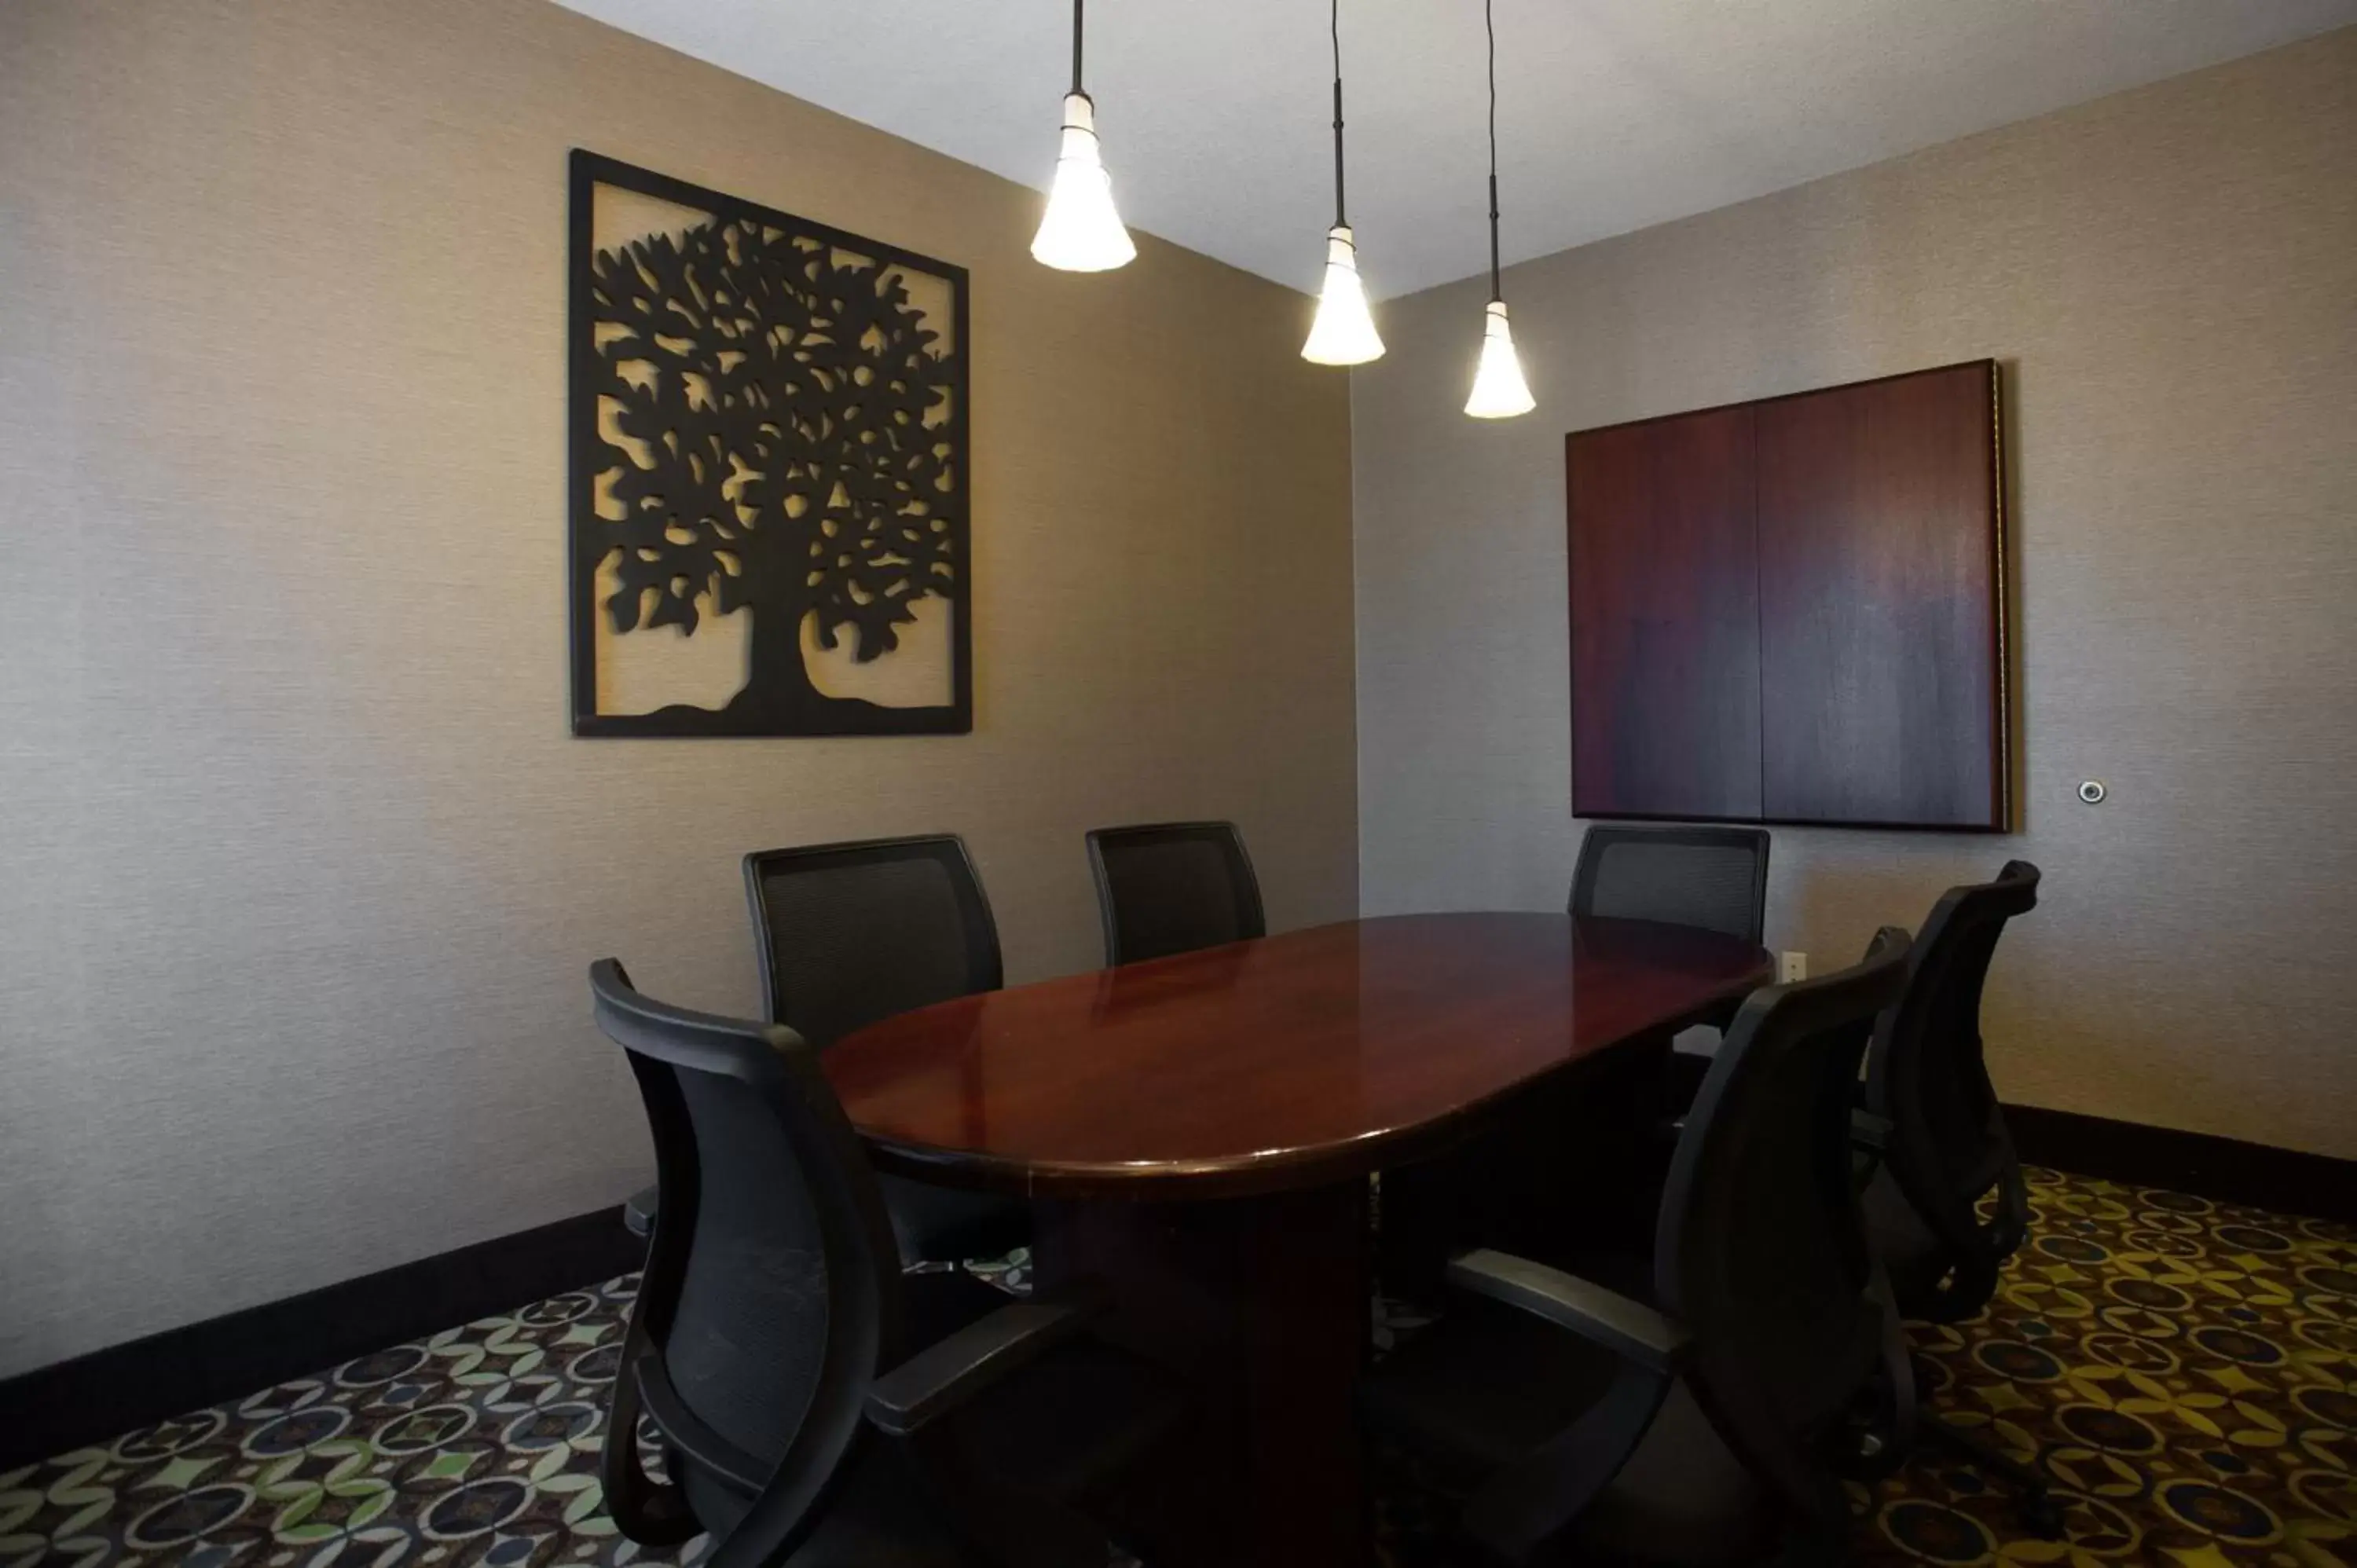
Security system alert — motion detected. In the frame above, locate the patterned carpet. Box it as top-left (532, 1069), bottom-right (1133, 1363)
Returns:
top-left (2, 1170), bottom-right (2349, 1566)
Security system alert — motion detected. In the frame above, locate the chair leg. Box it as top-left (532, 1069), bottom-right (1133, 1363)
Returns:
top-left (1919, 1414), bottom-right (2065, 1538)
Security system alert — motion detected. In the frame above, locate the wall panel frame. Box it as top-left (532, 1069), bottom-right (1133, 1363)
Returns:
top-left (1566, 359), bottom-right (2010, 831)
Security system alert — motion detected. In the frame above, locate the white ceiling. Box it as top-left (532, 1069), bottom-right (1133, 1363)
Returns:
top-left (552, 0), bottom-right (2357, 299)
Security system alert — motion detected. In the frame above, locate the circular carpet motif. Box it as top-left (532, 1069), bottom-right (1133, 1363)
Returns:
top-left (0, 1170), bottom-right (2348, 1566)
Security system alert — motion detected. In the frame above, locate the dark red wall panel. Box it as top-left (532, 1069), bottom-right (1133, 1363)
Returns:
top-left (1755, 362), bottom-right (2003, 829)
top-left (1567, 405), bottom-right (1763, 821)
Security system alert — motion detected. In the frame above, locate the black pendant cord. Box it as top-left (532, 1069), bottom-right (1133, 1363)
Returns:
top-left (1330, 0), bottom-right (1347, 228)
top-left (1485, 0), bottom-right (1501, 302)
top-left (1071, 0), bottom-right (1086, 97)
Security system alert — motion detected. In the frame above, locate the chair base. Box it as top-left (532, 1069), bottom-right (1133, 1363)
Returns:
top-left (1919, 1412), bottom-right (2065, 1538)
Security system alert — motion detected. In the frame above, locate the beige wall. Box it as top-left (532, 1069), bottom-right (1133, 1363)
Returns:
top-left (0, 0), bottom-right (1357, 1373)
top-left (1354, 30), bottom-right (2357, 1160)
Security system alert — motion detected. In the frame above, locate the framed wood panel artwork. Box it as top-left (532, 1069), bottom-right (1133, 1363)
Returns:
top-left (568, 150), bottom-right (972, 737)
top-left (1567, 360), bottom-right (2011, 831)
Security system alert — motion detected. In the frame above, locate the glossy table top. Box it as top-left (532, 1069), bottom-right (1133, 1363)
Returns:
top-left (825, 913), bottom-right (1771, 1198)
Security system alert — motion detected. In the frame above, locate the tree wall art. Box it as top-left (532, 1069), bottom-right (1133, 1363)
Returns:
top-left (569, 151), bottom-right (972, 736)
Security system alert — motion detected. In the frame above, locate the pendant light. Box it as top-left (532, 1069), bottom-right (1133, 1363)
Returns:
top-left (1031, 0), bottom-right (1137, 272)
top-left (1300, 0), bottom-right (1384, 365)
top-left (1464, 0), bottom-right (1535, 418)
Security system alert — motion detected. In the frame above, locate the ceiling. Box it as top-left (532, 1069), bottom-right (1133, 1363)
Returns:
top-left (550, 0), bottom-right (2357, 299)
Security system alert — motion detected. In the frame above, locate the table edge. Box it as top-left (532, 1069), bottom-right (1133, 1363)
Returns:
top-left (854, 967), bottom-right (1768, 1199)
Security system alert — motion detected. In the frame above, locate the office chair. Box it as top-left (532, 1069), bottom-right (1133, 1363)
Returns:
top-left (1567, 821), bottom-right (1773, 1148)
top-left (1378, 826), bottom-right (1772, 1292)
top-left (592, 959), bottom-right (1185, 1568)
top-left (1086, 821), bottom-right (1266, 966)
top-left (1568, 824), bottom-right (1771, 945)
top-left (623, 835), bottom-right (1030, 1263)
top-left (739, 834), bottom-right (1032, 1267)
top-left (1857, 860), bottom-right (2058, 1531)
top-left (1359, 931), bottom-right (1913, 1566)
top-left (1572, 823), bottom-right (1770, 1055)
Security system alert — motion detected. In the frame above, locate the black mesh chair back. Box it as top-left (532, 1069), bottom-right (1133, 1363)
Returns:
top-left (590, 958), bottom-right (903, 1555)
top-left (1086, 821), bottom-right (1266, 966)
top-left (1867, 860), bottom-right (2041, 1318)
top-left (1568, 825), bottom-right (1770, 944)
top-left (1654, 928), bottom-right (1912, 1526)
top-left (743, 835), bottom-right (1003, 1049)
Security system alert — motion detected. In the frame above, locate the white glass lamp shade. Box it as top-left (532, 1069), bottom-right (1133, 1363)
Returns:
top-left (1031, 93), bottom-right (1136, 272)
top-left (1464, 299), bottom-right (1536, 418)
top-left (1301, 225), bottom-right (1385, 365)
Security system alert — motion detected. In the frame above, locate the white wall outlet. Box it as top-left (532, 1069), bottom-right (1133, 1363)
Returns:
top-left (1778, 951), bottom-right (1809, 983)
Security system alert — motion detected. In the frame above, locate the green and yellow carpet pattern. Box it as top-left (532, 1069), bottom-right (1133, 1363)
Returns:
top-left (1, 1170), bottom-right (2349, 1566)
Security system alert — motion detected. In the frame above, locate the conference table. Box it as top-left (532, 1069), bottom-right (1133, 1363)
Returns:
top-left (826, 912), bottom-right (1770, 1568)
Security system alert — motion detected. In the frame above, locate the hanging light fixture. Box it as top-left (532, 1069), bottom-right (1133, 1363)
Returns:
top-left (1300, 0), bottom-right (1384, 365)
top-left (1464, 0), bottom-right (1534, 418)
top-left (1031, 0), bottom-right (1136, 272)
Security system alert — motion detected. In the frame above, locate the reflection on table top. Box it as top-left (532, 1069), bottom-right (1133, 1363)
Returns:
top-left (824, 912), bottom-right (1771, 1198)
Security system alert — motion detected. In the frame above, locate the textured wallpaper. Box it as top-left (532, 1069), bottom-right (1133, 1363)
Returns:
top-left (1352, 31), bottom-right (2357, 1160)
top-left (0, 0), bottom-right (1357, 1373)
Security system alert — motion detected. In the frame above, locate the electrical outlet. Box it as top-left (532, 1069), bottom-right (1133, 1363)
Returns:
top-left (1778, 951), bottom-right (1808, 983)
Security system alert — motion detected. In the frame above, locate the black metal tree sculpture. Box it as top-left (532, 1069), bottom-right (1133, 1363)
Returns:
top-left (570, 152), bottom-right (972, 736)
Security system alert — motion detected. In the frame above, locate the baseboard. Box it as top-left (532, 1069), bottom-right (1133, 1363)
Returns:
top-left (2006, 1105), bottom-right (2357, 1226)
top-left (0, 1205), bottom-right (643, 1472)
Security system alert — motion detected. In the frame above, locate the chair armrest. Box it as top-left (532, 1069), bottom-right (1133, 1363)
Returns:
top-left (865, 1288), bottom-right (1108, 1438)
top-left (1446, 1250), bottom-right (1688, 1372)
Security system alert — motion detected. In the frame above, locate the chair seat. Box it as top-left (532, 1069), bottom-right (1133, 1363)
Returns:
top-left (883, 1174), bottom-right (1031, 1266)
top-left (724, 1441), bottom-right (1111, 1568)
top-left (901, 1268), bottom-right (1021, 1350)
top-left (782, 1442), bottom-right (977, 1568)
top-left (1362, 1299), bottom-right (1774, 1567)
top-left (708, 1332), bottom-right (1184, 1567)
top-left (1363, 1298), bottom-right (1626, 1474)
top-left (944, 1336), bottom-right (1190, 1502)
top-left (1569, 1378), bottom-right (1777, 1566)
top-left (796, 1341), bottom-right (1186, 1568)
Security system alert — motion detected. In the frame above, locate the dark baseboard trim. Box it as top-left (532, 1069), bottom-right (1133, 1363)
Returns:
top-left (0, 1205), bottom-right (643, 1472)
top-left (2007, 1105), bottom-right (2357, 1226)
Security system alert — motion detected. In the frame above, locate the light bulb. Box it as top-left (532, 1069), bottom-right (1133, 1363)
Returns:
top-left (1300, 225), bottom-right (1385, 365)
top-left (1464, 299), bottom-right (1535, 418)
top-left (1031, 93), bottom-right (1135, 272)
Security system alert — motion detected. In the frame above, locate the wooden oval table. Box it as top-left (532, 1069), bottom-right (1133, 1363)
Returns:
top-left (827, 913), bottom-right (1769, 1567)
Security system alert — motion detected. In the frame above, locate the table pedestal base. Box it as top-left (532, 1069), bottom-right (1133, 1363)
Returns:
top-left (1378, 1032), bottom-right (1675, 1296)
top-left (1034, 1181), bottom-right (1373, 1568)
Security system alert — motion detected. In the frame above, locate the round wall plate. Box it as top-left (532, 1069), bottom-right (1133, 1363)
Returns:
top-left (2078, 780), bottom-right (2106, 804)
